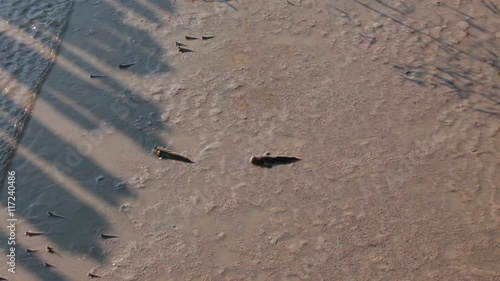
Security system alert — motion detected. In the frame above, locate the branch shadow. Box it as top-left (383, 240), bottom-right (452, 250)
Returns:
top-left (354, 0), bottom-right (500, 116)
top-left (203, 0), bottom-right (238, 11)
top-left (373, 0), bottom-right (415, 16)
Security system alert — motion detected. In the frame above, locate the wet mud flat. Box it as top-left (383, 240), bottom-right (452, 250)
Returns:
top-left (0, 0), bottom-right (72, 181)
top-left (1, 0), bottom-right (499, 280)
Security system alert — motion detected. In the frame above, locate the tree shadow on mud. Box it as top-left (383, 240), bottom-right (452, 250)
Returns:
top-left (0, 231), bottom-right (69, 281)
top-left (354, 0), bottom-right (500, 116)
top-left (0, 0), bottom-right (180, 277)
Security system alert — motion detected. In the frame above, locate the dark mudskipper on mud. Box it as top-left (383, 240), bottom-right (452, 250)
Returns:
top-left (250, 153), bottom-right (300, 168)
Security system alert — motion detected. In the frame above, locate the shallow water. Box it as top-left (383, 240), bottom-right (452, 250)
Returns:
top-left (0, 0), bottom-right (72, 180)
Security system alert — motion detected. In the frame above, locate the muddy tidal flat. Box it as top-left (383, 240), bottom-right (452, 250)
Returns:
top-left (1, 0), bottom-right (500, 280)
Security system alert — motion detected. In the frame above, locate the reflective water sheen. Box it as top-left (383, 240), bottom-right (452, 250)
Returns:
top-left (0, 0), bottom-right (72, 178)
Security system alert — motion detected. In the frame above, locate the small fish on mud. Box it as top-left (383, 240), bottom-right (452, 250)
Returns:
top-left (88, 273), bottom-right (102, 278)
top-left (118, 63), bottom-right (135, 69)
top-left (48, 211), bottom-right (65, 218)
top-left (0, 277), bottom-right (7, 280)
top-left (25, 231), bottom-right (44, 237)
top-left (44, 262), bottom-right (55, 268)
top-left (250, 153), bottom-right (300, 168)
top-left (202, 35), bottom-right (215, 40)
top-left (89, 74), bottom-right (106, 78)
top-left (178, 47), bottom-right (194, 53)
top-left (286, 0), bottom-right (301, 6)
top-left (185, 36), bottom-right (198, 40)
top-left (175, 42), bottom-right (187, 47)
top-left (100, 233), bottom-right (118, 239)
top-left (46, 246), bottom-right (62, 257)
top-left (26, 248), bottom-right (38, 253)
top-left (152, 146), bottom-right (194, 163)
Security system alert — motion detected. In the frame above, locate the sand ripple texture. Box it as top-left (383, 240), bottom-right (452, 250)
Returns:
top-left (107, 1), bottom-right (500, 280)
top-left (1, 0), bottom-right (499, 280)
top-left (0, 0), bottom-right (72, 179)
